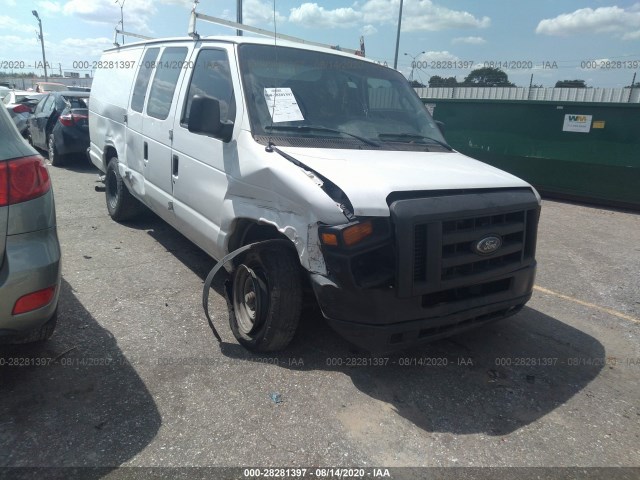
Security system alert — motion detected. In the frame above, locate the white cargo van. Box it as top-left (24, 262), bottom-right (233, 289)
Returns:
top-left (89, 36), bottom-right (540, 352)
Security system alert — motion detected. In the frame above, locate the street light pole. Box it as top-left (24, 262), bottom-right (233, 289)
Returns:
top-left (115, 0), bottom-right (125, 45)
top-left (32, 10), bottom-right (48, 81)
top-left (393, 0), bottom-right (403, 70)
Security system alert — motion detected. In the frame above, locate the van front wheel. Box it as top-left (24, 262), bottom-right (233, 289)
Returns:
top-left (105, 157), bottom-right (144, 222)
top-left (228, 247), bottom-right (302, 352)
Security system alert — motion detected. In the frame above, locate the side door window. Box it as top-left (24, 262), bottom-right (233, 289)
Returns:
top-left (181, 48), bottom-right (236, 127)
top-left (41, 95), bottom-right (54, 114)
top-left (46, 95), bottom-right (56, 113)
top-left (34, 95), bottom-right (49, 115)
top-left (146, 47), bottom-right (188, 120)
top-left (131, 47), bottom-right (160, 113)
top-left (32, 94), bottom-right (52, 145)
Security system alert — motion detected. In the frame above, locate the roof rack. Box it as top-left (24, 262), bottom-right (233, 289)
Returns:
top-left (108, 1), bottom-right (365, 57)
top-left (113, 29), bottom-right (155, 47)
top-left (188, 1), bottom-right (363, 56)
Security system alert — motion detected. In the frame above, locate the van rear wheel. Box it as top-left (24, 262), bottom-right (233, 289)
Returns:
top-left (105, 157), bottom-right (145, 222)
top-left (228, 246), bottom-right (302, 352)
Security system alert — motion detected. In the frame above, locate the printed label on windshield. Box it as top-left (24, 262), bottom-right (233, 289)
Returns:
top-left (263, 88), bottom-right (304, 123)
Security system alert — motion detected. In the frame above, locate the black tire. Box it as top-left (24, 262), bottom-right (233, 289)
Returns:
top-left (228, 246), bottom-right (302, 352)
top-left (48, 133), bottom-right (63, 166)
top-left (105, 157), bottom-right (145, 222)
top-left (10, 310), bottom-right (58, 344)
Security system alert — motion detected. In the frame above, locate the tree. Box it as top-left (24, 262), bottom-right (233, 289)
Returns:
top-left (428, 75), bottom-right (459, 87)
top-left (462, 67), bottom-right (514, 87)
top-left (626, 82), bottom-right (640, 88)
top-left (555, 79), bottom-right (587, 88)
top-left (409, 79), bottom-right (426, 88)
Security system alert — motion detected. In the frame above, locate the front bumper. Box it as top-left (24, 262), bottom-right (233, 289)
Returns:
top-left (310, 263), bottom-right (535, 352)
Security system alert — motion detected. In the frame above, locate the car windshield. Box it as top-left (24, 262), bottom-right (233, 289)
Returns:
top-left (238, 44), bottom-right (447, 150)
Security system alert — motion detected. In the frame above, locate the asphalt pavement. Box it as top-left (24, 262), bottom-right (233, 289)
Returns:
top-left (1, 156), bottom-right (638, 478)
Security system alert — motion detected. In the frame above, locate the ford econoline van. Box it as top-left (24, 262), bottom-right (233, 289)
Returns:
top-left (88, 36), bottom-right (540, 352)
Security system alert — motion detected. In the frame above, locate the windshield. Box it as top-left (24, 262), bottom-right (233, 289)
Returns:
top-left (238, 44), bottom-right (447, 150)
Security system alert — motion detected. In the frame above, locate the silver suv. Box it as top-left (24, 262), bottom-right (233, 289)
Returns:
top-left (0, 104), bottom-right (61, 343)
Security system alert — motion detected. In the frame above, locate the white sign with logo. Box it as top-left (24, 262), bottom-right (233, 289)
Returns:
top-left (563, 114), bottom-right (592, 133)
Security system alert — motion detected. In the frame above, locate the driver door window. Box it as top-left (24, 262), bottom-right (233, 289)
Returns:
top-left (181, 49), bottom-right (236, 127)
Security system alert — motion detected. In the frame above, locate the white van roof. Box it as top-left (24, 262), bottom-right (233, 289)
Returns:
top-left (105, 35), bottom-right (377, 64)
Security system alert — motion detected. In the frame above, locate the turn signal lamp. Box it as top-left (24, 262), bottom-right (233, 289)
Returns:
top-left (342, 221), bottom-right (373, 246)
top-left (321, 233), bottom-right (339, 246)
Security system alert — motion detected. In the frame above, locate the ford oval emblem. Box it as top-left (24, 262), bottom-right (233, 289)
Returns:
top-left (474, 235), bottom-right (502, 255)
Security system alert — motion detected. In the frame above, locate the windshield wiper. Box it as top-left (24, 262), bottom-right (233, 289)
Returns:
top-left (378, 133), bottom-right (452, 151)
top-left (265, 125), bottom-right (380, 148)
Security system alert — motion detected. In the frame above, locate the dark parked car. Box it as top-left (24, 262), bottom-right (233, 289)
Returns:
top-left (0, 105), bottom-right (61, 344)
top-left (27, 91), bottom-right (89, 166)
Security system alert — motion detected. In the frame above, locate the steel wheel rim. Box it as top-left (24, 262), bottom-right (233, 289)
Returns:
top-left (233, 264), bottom-right (268, 335)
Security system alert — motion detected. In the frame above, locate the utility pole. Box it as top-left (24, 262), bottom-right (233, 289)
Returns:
top-left (404, 51), bottom-right (425, 82)
top-left (32, 10), bottom-right (48, 81)
top-left (115, 0), bottom-right (125, 45)
top-left (393, 0), bottom-right (403, 70)
top-left (236, 0), bottom-right (242, 36)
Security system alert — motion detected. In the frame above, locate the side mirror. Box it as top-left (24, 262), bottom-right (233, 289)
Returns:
top-left (435, 120), bottom-right (445, 135)
top-left (188, 95), bottom-right (233, 142)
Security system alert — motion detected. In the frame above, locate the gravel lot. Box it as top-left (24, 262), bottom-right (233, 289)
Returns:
top-left (1, 157), bottom-right (639, 478)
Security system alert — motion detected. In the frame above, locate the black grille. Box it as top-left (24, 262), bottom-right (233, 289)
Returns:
top-left (439, 210), bottom-right (529, 281)
top-left (390, 189), bottom-right (540, 298)
top-left (413, 224), bottom-right (427, 281)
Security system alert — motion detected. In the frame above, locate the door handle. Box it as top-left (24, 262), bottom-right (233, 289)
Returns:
top-left (172, 155), bottom-right (179, 177)
top-left (144, 142), bottom-right (148, 160)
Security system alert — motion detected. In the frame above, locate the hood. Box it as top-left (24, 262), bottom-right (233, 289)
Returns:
top-left (278, 147), bottom-right (532, 216)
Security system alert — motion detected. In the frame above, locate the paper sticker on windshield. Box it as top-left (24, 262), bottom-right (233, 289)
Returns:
top-left (263, 88), bottom-right (304, 123)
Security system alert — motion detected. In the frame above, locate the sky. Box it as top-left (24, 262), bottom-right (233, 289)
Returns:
top-left (1, 0), bottom-right (639, 87)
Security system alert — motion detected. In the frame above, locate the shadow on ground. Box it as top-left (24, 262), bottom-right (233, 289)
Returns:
top-left (0, 279), bottom-right (161, 475)
top-left (45, 151), bottom-right (99, 174)
top-left (129, 208), bottom-right (604, 437)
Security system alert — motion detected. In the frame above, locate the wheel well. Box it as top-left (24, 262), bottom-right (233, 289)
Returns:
top-left (229, 220), bottom-right (290, 252)
top-left (228, 220), bottom-right (313, 302)
top-left (104, 146), bottom-right (118, 164)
